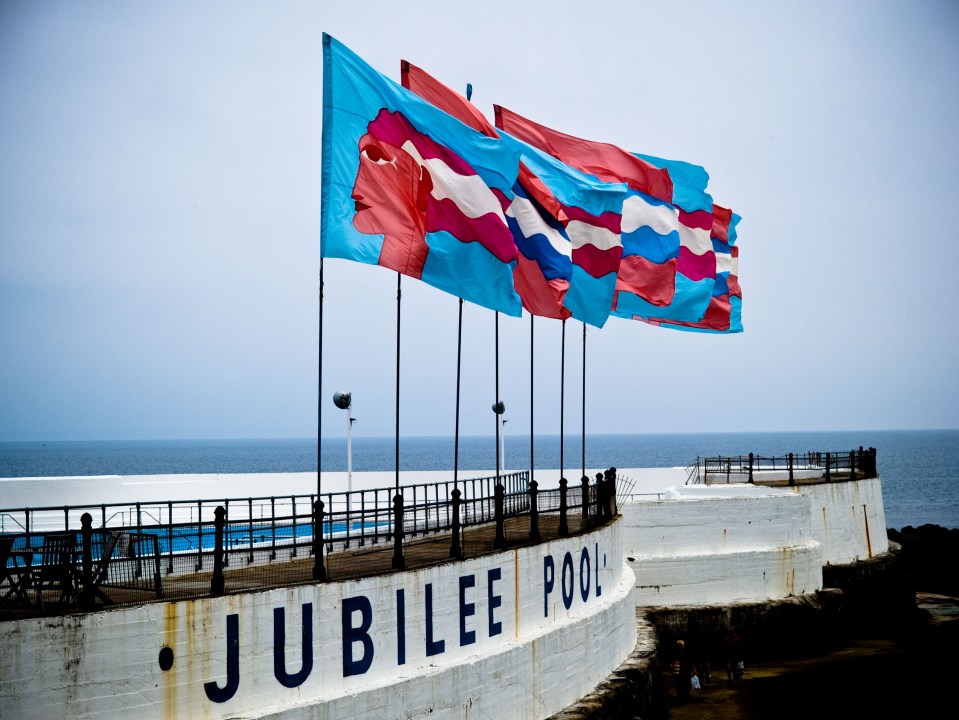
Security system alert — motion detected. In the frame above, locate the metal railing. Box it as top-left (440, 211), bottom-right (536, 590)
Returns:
top-left (689, 447), bottom-right (878, 485)
top-left (2, 468), bottom-right (626, 621)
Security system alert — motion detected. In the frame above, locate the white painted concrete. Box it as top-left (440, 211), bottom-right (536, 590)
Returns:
top-left (621, 486), bottom-right (823, 606)
top-left (1, 522), bottom-right (636, 720)
top-left (620, 475), bottom-right (888, 606)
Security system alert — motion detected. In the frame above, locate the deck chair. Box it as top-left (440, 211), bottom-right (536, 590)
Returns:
top-left (0, 536), bottom-right (18, 606)
top-left (32, 532), bottom-right (78, 608)
top-left (85, 531), bottom-right (121, 606)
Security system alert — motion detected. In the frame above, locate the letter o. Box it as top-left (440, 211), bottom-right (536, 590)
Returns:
top-left (561, 552), bottom-right (574, 610)
top-left (579, 547), bottom-right (591, 602)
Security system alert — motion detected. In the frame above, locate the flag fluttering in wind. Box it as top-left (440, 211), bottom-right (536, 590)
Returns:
top-left (321, 34), bottom-right (523, 316)
top-left (495, 106), bottom-right (719, 325)
top-left (633, 206), bottom-right (743, 333)
top-left (321, 35), bottom-right (741, 331)
top-left (401, 60), bottom-right (573, 321)
top-left (497, 132), bottom-right (627, 328)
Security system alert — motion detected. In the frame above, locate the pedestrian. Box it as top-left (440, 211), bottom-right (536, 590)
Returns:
top-left (725, 630), bottom-right (744, 685)
top-left (671, 639), bottom-right (693, 701)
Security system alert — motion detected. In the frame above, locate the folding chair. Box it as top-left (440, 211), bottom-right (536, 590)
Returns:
top-left (32, 532), bottom-right (78, 608)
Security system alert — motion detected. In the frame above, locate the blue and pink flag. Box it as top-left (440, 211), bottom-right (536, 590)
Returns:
top-left (629, 207), bottom-right (743, 333)
top-left (497, 131), bottom-right (627, 328)
top-left (400, 60), bottom-right (572, 321)
top-left (321, 34), bottom-right (523, 316)
top-left (495, 106), bottom-right (717, 324)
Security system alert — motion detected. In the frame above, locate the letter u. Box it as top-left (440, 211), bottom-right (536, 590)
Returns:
top-left (274, 603), bottom-right (314, 688)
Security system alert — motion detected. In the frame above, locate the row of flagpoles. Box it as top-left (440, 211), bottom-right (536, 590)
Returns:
top-left (317, 34), bottom-right (743, 505)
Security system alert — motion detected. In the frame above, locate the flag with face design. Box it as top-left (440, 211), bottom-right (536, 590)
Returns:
top-left (401, 60), bottom-right (573, 321)
top-left (321, 34), bottom-right (523, 315)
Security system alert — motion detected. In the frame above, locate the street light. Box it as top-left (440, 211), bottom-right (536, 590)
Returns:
top-left (492, 401), bottom-right (506, 474)
top-left (501, 419), bottom-right (508, 472)
top-left (333, 392), bottom-right (355, 496)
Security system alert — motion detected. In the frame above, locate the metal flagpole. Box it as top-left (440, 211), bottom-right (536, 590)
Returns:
top-left (317, 259), bottom-right (324, 499)
top-left (582, 322), bottom-right (587, 481)
top-left (560, 319), bottom-right (566, 482)
top-left (455, 299), bottom-right (463, 490)
top-left (394, 273), bottom-right (401, 495)
top-left (530, 314), bottom-right (534, 486)
top-left (495, 311), bottom-right (500, 480)
top-left (313, 258), bottom-right (325, 581)
top-left (392, 272), bottom-right (404, 569)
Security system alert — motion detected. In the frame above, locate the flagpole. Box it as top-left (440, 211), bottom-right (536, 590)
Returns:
top-left (581, 321), bottom-right (587, 481)
top-left (392, 272), bottom-right (404, 570)
top-left (317, 259), bottom-right (324, 499)
top-left (394, 273), bottom-right (401, 495)
top-left (455, 299), bottom-right (463, 490)
top-left (495, 311), bottom-right (500, 480)
top-left (313, 258), bottom-right (325, 581)
top-left (530, 314), bottom-right (534, 487)
top-left (560, 318), bottom-right (565, 483)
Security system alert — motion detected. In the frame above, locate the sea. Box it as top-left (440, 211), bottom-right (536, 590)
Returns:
top-left (1, 429), bottom-right (956, 531)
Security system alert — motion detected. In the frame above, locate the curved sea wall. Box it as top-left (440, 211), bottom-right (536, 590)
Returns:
top-left (2, 521), bottom-right (636, 720)
top-left (803, 476), bottom-right (888, 564)
top-left (621, 485), bottom-right (822, 606)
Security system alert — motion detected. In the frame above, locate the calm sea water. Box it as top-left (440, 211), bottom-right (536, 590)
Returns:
top-left (1, 430), bottom-right (956, 530)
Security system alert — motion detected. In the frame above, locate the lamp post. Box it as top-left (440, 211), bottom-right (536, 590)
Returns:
top-left (333, 391), bottom-right (354, 498)
top-left (501, 418), bottom-right (507, 472)
top-left (492, 401), bottom-right (506, 476)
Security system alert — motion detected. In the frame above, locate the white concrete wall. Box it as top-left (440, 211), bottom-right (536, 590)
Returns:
top-left (622, 485), bottom-right (824, 606)
top-left (620, 477), bottom-right (889, 607)
top-left (803, 476), bottom-right (889, 564)
top-left (1, 523), bottom-right (636, 720)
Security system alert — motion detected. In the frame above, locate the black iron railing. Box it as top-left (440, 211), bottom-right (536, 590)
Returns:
top-left (689, 447), bottom-right (878, 485)
top-left (1, 468), bottom-right (625, 621)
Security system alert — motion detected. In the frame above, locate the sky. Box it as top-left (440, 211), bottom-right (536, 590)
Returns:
top-left (1, 0), bottom-right (958, 442)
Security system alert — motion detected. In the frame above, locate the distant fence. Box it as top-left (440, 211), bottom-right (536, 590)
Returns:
top-left (688, 447), bottom-right (878, 485)
top-left (1, 468), bottom-right (626, 622)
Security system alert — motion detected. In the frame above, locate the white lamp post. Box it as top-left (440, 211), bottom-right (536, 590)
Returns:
top-left (333, 392), bottom-right (354, 498)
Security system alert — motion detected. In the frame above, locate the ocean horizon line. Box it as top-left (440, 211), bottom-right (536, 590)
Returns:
top-left (2, 427), bottom-right (956, 445)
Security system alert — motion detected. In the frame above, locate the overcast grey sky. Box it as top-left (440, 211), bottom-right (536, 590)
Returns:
top-left (1, 0), bottom-right (957, 442)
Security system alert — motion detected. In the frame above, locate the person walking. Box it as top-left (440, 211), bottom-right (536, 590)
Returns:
top-left (671, 639), bottom-right (693, 701)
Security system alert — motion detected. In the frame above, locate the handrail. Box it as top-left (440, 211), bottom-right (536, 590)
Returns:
top-left (1, 468), bottom-right (626, 622)
top-left (693, 447), bottom-right (878, 485)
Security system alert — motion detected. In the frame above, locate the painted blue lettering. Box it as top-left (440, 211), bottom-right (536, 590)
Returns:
top-left (595, 542), bottom-right (603, 597)
top-left (425, 582), bottom-right (445, 656)
top-left (273, 603), bottom-right (313, 688)
top-left (204, 613), bottom-right (239, 703)
top-left (579, 547), bottom-right (591, 602)
top-left (342, 595), bottom-right (374, 677)
top-left (561, 551), bottom-right (574, 609)
top-left (488, 567), bottom-right (502, 637)
top-left (459, 574), bottom-right (476, 646)
top-left (543, 555), bottom-right (555, 617)
top-left (396, 588), bottom-right (406, 665)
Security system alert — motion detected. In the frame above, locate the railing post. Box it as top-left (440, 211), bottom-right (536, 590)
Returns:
top-left (595, 472), bottom-right (605, 521)
top-left (581, 476), bottom-right (590, 527)
top-left (748, 453), bottom-right (754, 484)
top-left (528, 480), bottom-right (540, 542)
top-left (494, 483), bottom-right (505, 549)
top-left (825, 452), bottom-right (832, 481)
top-left (605, 467), bottom-right (618, 516)
top-left (788, 452), bottom-right (795, 486)
top-left (449, 488), bottom-right (463, 559)
top-left (312, 499), bottom-right (326, 582)
top-left (80, 512), bottom-right (93, 610)
top-left (558, 477), bottom-right (569, 537)
top-left (211, 505), bottom-right (225, 596)
top-left (849, 449), bottom-right (856, 480)
top-left (392, 493), bottom-right (405, 570)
